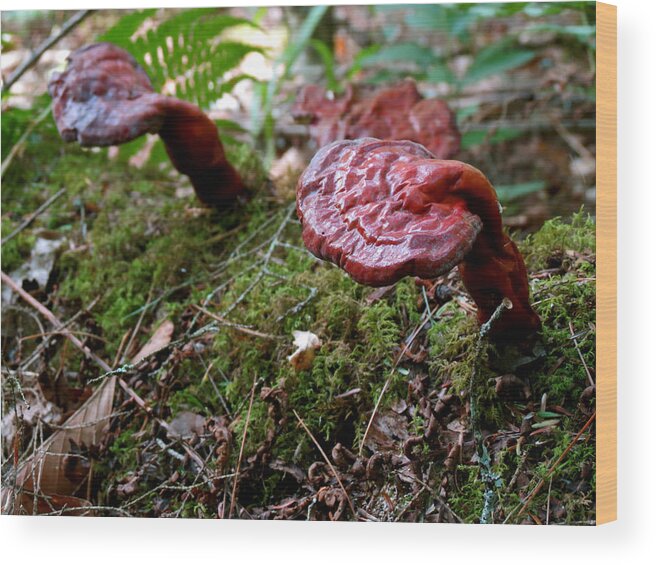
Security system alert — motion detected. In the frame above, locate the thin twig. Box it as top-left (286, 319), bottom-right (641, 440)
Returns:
top-left (293, 409), bottom-right (356, 519)
top-left (394, 485), bottom-right (426, 522)
top-left (1, 105), bottom-right (52, 178)
top-left (193, 305), bottom-right (282, 340)
top-left (546, 475), bottom-right (553, 525)
top-left (359, 301), bottom-right (449, 455)
top-left (469, 298), bottom-right (513, 524)
top-left (120, 284), bottom-right (154, 365)
top-left (506, 411), bottom-right (596, 523)
top-left (1, 188), bottom-right (66, 244)
top-left (2, 10), bottom-right (93, 93)
top-left (1, 270), bottom-right (152, 416)
top-left (569, 321), bottom-right (595, 387)
top-left (201, 361), bottom-right (232, 419)
top-left (1, 270), bottom-right (111, 372)
top-left (228, 375), bottom-right (257, 519)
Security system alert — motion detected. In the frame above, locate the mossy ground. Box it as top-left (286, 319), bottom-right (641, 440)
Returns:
top-left (2, 114), bottom-right (597, 523)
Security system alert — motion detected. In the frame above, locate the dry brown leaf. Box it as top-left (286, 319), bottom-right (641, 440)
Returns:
top-left (166, 411), bottom-right (205, 440)
top-left (364, 411), bottom-right (409, 452)
top-left (4, 492), bottom-right (94, 516)
top-left (2, 375), bottom-right (116, 514)
top-left (287, 330), bottom-right (322, 372)
top-left (131, 320), bottom-right (174, 364)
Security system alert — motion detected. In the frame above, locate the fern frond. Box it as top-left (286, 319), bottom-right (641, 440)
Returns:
top-left (99, 8), bottom-right (263, 109)
top-left (97, 8), bottom-right (264, 164)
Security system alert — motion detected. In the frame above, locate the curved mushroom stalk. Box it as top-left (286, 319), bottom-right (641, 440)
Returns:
top-left (459, 236), bottom-right (540, 339)
top-left (47, 42), bottom-right (245, 207)
top-left (296, 138), bottom-right (540, 340)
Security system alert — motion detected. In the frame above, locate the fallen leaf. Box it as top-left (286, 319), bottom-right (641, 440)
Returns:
top-left (494, 374), bottom-right (530, 401)
top-left (166, 411), bottom-right (205, 440)
top-left (131, 320), bottom-right (174, 364)
top-left (287, 330), bottom-right (321, 372)
top-left (1, 374), bottom-right (63, 451)
top-left (2, 231), bottom-right (65, 304)
top-left (364, 411), bottom-right (409, 451)
top-left (2, 375), bottom-right (116, 515)
top-left (270, 147), bottom-right (306, 181)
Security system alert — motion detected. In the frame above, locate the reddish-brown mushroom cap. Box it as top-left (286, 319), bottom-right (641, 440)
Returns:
top-left (296, 138), bottom-right (540, 339)
top-left (297, 138), bottom-right (482, 286)
top-left (48, 42), bottom-right (244, 206)
top-left (291, 80), bottom-right (460, 160)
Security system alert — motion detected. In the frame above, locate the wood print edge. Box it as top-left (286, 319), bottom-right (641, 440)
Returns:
top-left (595, 0), bottom-right (617, 525)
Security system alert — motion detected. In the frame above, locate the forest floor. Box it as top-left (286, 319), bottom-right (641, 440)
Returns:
top-left (1, 125), bottom-right (596, 523)
top-left (1, 5), bottom-right (597, 523)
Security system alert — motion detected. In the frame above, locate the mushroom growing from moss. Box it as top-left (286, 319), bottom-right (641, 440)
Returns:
top-left (47, 42), bottom-right (244, 206)
top-left (296, 138), bottom-right (540, 340)
top-left (292, 80), bottom-right (460, 159)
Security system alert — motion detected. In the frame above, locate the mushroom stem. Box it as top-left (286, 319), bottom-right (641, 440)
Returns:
top-left (47, 42), bottom-right (245, 207)
top-left (459, 234), bottom-right (540, 339)
top-left (446, 163), bottom-right (541, 339)
top-left (157, 98), bottom-right (244, 206)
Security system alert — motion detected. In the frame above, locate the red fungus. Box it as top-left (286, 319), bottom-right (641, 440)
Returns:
top-left (47, 42), bottom-right (244, 206)
top-left (291, 80), bottom-right (460, 159)
top-left (296, 138), bottom-right (540, 340)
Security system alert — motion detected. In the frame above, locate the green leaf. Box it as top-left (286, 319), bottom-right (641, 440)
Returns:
top-left (404, 5), bottom-right (445, 30)
top-left (208, 42), bottom-right (264, 78)
top-left (347, 44), bottom-right (381, 80)
top-left (461, 127), bottom-right (524, 149)
top-left (359, 42), bottom-right (436, 68)
top-left (214, 118), bottom-right (247, 133)
top-left (255, 5), bottom-right (328, 160)
top-left (97, 9), bottom-right (158, 45)
top-left (464, 40), bottom-right (535, 85)
top-left (279, 5), bottom-right (328, 79)
top-left (531, 419), bottom-right (561, 429)
top-left (495, 181), bottom-right (546, 202)
top-left (525, 23), bottom-right (596, 45)
top-left (310, 39), bottom-right (339, 93)
top-left (404, 4), bottom-right (478, 40)
top-left (537, 410), bottom-right (562, 419)
top-left (425, 60), bottom-right (455, 84)
top-left (217, 74), bottom-right (260, 98)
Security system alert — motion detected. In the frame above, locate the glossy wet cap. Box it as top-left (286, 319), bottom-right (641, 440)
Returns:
top-left (296, 138), bottom-right (483, 286)
top-left (48, 43), bottom-right (165, 147)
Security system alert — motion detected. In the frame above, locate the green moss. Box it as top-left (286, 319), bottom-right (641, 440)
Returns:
top-left (227, 141), bottom-right (269, 192)
top-left (449, 465), bottom-right (486, 522)
top-left (356, 301), bottom-right (401, 364)
top-left (1, 220), bottom-right (35, 273)
top-left (531, 268), bottom-right (596, 404)
top-left (521, 210), bottom-right (596, 271)
top-left (427, 301), bottom-right (480, 392)
top-left (58, 199), bottom-right (227, 352)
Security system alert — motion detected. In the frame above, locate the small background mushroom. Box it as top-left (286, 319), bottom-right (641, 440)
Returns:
top-left (291, 80), bottom-right (461, 159)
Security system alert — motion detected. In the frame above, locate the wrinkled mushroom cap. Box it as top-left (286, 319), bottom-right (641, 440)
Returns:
top-left (48, 42), bottom-right (166, 146)
top-left (296, 138), bottom-right (483, 286)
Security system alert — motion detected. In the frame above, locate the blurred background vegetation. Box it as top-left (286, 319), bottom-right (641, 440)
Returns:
top-left (2, 2), bottom-right (596, 229)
